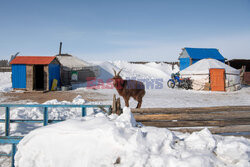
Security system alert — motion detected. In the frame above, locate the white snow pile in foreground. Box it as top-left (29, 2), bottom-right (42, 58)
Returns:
top-left (0, 72), bottom-right (12, 92)
top-left (15, 108), bottom-right (250, 167)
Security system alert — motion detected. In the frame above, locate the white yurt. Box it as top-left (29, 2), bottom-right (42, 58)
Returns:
top-left (180, 59), bottom-right (241, 91)
top-left (56, 54), bottom-right (100, 86)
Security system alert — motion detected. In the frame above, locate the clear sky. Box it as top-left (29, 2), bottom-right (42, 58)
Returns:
top-left (0, 0), bottom-right (250, 61)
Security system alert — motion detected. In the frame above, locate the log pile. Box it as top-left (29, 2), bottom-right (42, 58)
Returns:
top-left (131, 106), bottom-right (250, 138)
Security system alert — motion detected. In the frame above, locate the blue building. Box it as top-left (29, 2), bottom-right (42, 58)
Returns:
top-left (179, 48), bottom-right (226, 70)
top-left (10, 56), bottom-right (60, 91)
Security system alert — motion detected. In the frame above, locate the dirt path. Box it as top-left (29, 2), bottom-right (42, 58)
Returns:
top-left (0, 90), bottom-right (109, 103)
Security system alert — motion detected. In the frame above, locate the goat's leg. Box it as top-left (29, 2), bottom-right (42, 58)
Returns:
top-left (136, 99), bottom-right (142, 108)
top-left (124, 97), bottom-right (129, 107)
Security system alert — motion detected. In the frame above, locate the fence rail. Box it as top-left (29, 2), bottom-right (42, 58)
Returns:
top-left (131, 106), bottom-right (250, 138)
top-left (0, 104), bottom-right (111, 167)
top-left (0, 67), bottom-right (11, 72)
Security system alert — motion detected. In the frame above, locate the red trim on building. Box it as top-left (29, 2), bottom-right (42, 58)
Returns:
top-left (10, 56), bottom-right (56, 65)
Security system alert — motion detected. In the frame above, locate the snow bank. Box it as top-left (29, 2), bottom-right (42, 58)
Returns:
top-left (0, 72), bottom-right (12, 92)
top-left (0, 95), bottom-right (103, 137)
top-left (73, 61), bottom-right (178, 90)
top-left (15, 108), bottom-right (250, 167)
top-left (0, 95), bottom-right (88, 121)
top-left (112, 61), bottom-right (174, 80)
top-left (76, 61), bottom-right (177, 87)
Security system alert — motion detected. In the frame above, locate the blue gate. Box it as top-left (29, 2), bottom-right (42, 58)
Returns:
top-left (0, 104), bottom-right (111, 167)
top-left (12, 64), bottom-right (26, 89)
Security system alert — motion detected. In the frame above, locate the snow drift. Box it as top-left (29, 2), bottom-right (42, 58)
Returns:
top-left (0, 72), bottom-right (12, 92)
top-left (15, 108), bottom-right (250, 167)
top-left (70, 61), bottom-right (178, 89)
top-left (92, 61), bottom-right (178, 82)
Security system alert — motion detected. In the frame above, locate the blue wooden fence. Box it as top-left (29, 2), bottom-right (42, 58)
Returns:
top-left (0, 104), bottom-right (111, 167)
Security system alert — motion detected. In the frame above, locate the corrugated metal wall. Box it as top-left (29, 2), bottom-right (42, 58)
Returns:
top-left (180, 58), bottom-right (190, 70)
top-left (12, 64), bottom-right (26, 89)
top-left (48, 64), bottom-right (60, 90)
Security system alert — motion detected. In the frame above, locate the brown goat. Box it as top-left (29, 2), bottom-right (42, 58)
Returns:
top-left (112, 69), bottom-right (145, 108)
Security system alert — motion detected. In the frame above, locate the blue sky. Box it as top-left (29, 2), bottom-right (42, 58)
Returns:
top-left (0, 0), bottom-right (249, 61)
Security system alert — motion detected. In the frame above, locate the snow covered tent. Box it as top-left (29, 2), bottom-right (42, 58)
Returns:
top-left (180, 59), bottom-right (241, 91)
top-left (56, 54), bottom-right (99, 86)
top-left (179, 48), bottom-right (226, 70)
top-left (10, 56), bottom-right (60, 91)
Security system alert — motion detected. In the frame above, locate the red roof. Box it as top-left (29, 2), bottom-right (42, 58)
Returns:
top-left (10, 56), bottom-right (56, 65)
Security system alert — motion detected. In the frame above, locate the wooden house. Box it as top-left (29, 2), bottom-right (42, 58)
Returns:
top-left (10, 56), bottom-right (60, 91)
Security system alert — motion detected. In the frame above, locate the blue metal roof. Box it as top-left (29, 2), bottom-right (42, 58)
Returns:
top-left (185, 48), bottom-right (225, 60)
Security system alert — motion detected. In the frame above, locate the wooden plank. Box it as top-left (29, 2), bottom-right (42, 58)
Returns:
top-left (131, 106), bottom-right (250, 114)
top-left (26, 65), bottom-right (33, 91)
top-left (139, 119), bottom-right (250, 127)
top-left (116, 97), bottom-right (122, 115)
top-left (112, 94), bottom-right (116, 114)
top-left (134, 112), bottom-right (250, 121)
top-left (169, 125), bottom-right (250, 134)
top-left (44, 65), bottom-right (49, 91)
top-left (221, 134), bottom-right (250, 139)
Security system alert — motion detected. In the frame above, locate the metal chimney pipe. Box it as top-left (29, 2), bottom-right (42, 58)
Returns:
top-left (59, 42), bottom-right (62, 56)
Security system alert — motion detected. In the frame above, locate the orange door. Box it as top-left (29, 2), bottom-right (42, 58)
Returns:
top-left (210, 68), bottom-right (225, 91)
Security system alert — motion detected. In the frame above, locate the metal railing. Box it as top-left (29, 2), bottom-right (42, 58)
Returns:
top-left (0, 104), bottom-right (111, 167)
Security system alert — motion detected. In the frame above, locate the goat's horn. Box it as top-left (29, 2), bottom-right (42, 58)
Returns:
top-left (117, 69), bottom-right (123, 76)
top-left (112, 68), bottom-right (117, 76)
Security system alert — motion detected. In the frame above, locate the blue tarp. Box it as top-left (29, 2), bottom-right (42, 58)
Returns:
top-left (185, 48), bottom-right (225, 61)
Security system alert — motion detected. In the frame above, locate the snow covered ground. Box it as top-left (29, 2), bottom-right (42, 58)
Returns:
top-left (0, 96), bottom-right (102, 166)
top-left (0, 96), bottom-right (248, 167)
top-left (1, 61), bottom-right (250, 108)
top-left (15, 108), bottom-right (250, 167)
top-left (79, 85), bottom-right (250, 108)
top-left (0, 61), bottom-right (250, 166)
top-left (0, 72), bottom-right (12, 93)
top-left (74, 61), bottom-right (250, 108)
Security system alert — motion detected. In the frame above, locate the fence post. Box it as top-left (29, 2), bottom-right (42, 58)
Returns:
top-left (112, 94), bottom-right (117, 114)
top-left (108, 106), bottom-right (112, 115)
top-left (5, 107), bottom-right (10, 136)
top-left (11, 144), bottom-right (17, 167)
top-left (43, 107), bottom-right (48, 126)
top-left (116, 98), bottom-right (122, 115)
top-left (82, 107), bottom-right (86, 117)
